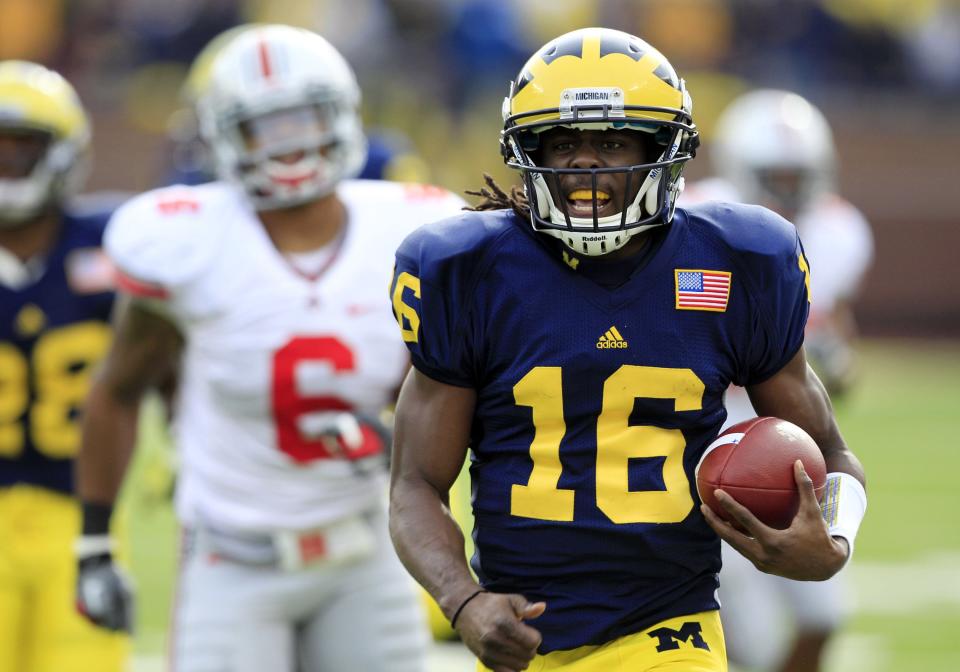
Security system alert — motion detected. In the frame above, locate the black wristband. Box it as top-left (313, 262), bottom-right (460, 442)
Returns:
top-left (450, 589), bottom-right (488, 628)
top-left (81, 501), bottom-right (114, 536)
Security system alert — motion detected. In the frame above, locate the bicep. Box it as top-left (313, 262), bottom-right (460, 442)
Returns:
top-left (392, 367), bottom-right (475, 502)
top-left (100, 297), bottom-right (184, 402)
top-left (745, 346), bottom-right (844, 457)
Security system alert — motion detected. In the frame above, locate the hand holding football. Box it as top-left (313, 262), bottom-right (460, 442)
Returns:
top-left (696, 417), bottom-right (827, 530)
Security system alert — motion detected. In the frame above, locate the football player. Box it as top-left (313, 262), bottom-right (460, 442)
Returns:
top-left (166, 23), bottom-right (431, 187)
top-left (387, 28), bottom-right (868, 672)
top-left (0, 61), bottom-right (128, 672)
top-left (74, 25), bottom-right (464, 672)
top-left (682, 89), bottom-right (875, 672)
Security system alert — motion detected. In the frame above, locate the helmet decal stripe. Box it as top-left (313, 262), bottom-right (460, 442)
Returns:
top-left (599, 33), bottom-right (646, 62)
top-left (514, 68), bottom-right (535, 94)
top-left (257, 38), bottom-right (274, 80)
top-left (541, 33), bottom-right (584, 65)
top-left (653, 62), bottom-right (679, 88)
top-left (516, 33), bottom-right (585, 94)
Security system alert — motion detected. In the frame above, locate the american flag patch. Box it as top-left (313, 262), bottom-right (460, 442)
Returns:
top-left (65, 247), bottom-right (115, 295)
top-left (675, 269), bottom-right (732, 312)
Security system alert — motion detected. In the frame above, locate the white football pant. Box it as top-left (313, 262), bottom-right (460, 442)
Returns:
top-left (719, 541), bottom-right (849, 669)
top-left (170, 510), bottom-right (430, 672)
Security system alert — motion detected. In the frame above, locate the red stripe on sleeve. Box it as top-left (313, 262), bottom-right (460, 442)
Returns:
top-left (114, 269), bottom-right (170, 299)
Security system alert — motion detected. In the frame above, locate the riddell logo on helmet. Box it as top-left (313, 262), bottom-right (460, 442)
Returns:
top-left (582, 235), bottom-right (607, 241)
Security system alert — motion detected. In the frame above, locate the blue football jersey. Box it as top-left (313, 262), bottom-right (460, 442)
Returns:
top-left (391, 202), bottom-right (811, 652)
top-left (0, 210), bottom-right (115, 495)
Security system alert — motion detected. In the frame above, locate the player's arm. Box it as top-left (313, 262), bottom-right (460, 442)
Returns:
top-left (78, 297), bottom-right (183, 505)
top-left (74, 297), bottom-right (183, 631)
top-left (703, 347), bottom-right (866, 581)
top-left (390, 368), bottom-right (544, 672)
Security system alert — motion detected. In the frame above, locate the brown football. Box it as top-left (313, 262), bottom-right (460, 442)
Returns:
top-left (696, 417), bottom-right (827, 530)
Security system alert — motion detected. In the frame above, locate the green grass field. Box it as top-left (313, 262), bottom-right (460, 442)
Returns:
top-left (121, 339), bottom-right (960, 671)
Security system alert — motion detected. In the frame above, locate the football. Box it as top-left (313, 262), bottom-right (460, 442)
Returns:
top-left (696, 417), bottom-right (827, 530)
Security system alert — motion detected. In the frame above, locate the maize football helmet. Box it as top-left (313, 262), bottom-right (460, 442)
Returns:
top-left (0, 61), bottom-right (90, 226)
top-left (712, 89), bottom-right (836, 217)
top-left (195, 25), bottom-right (367, 210)
top-left (501, 28), bottom-right (698, 256)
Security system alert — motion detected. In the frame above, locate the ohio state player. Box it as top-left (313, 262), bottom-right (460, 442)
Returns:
top-left (74, 25), bottom-right (463, 672)
top-left (682, 89), bottom-right (874, 672)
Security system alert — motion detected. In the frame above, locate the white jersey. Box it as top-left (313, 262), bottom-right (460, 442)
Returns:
top-left (106, 180), bottom-right (465, 533)
top-left (681, 177), bottom-right (873, 323)
top-left (681, 178), bottom-right (874, 423)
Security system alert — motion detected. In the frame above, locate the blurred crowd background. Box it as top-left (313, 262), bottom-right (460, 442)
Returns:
top-left (2, 0), bottom-right (958, 337)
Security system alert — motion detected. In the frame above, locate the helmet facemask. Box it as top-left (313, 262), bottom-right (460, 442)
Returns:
top-left (0, 125), bottom-right (88, 227)
top-left (194, 26), bottom-right (367, 211)
top-left (0, 61), bottom-right (91, 227)
top-left (499, 28), bottom-right (699, 257)
top-left (203, 92), bottom-right (365, 211)
top-left (502, 84), bottom-right (697, 257)
top-left (713, 89), bottom-right (836, 221)
top-left (750, 166), bottom-right (823, 220)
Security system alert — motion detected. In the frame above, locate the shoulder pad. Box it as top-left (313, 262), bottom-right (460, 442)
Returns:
top-left (681, 201), bottom-right (798, 258)
top-left (396, 209), bottom-right (514, 281)
top-left (104, 183), bottom-right (238, 290)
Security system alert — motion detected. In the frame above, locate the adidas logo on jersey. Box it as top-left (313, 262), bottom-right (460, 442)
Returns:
top-left (596, 326), bottom-right (628, 349)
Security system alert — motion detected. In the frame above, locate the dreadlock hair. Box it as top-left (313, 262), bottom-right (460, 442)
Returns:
top-left (465, 173), bottom-right (530, 220)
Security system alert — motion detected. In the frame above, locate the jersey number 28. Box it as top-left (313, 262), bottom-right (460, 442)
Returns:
top-left (0, 322), bottom-right (111, 459)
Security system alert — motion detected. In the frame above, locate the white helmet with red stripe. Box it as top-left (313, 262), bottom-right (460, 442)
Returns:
top-left (712, 89), bottom-right (835, 218)
top-left (195, 24), bottom-right (366, 210)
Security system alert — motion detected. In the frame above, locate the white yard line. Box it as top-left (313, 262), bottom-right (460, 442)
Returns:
top-left (848, 552), bottom-right (960, 614)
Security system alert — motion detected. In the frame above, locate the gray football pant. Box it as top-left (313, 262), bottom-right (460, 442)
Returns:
top-left (719, 540), bottom-right (848, 669)
top-left (170, 513), bottom-right (430, 672)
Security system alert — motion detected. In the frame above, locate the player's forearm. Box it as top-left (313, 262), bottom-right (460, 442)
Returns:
top-left (76, 375), bottom-right (141, 508)
top-left (790, 367), bottom-right (866, 489)
top-left (389, 476), bottom-right (480, 620)
top-left (822, 443), bottom-right (865, 488)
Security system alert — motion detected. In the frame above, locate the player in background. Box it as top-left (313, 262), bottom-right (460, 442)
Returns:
top-left (388, 28), bottom-right (867, 672)
top-left (163, 21), bottom-right (454, 643)
top-left (74, 25), bottom-right (463, 672)
top-left (166, 23), bottom-right (431, 188)
top-left (0, 61), bottom-right (128, 672)
top-left (681, 89), bottom-right (874, 672)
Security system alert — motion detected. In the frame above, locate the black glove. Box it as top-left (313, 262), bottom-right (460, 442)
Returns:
top-left (75, 537), bottom-right (135, 634)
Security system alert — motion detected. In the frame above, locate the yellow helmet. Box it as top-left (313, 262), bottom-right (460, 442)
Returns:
top-left (501, 28), bottom-right (698, 256)
top-left (0, 60), bottom-right (90, 224)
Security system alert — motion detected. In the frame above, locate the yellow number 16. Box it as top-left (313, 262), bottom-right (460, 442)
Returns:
top-left (511, 365), bottom-right (705, 524)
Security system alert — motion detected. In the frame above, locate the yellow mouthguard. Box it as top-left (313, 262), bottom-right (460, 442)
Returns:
top-left (569, 189), bottom-right (610, 200)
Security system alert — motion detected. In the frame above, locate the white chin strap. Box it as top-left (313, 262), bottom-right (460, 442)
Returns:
top-left (532, 166), bottom-right (663, 257)
top-left (0, 175), bottom-right (52, 226)
top-left (0, 140), bottom-right (79, 227)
